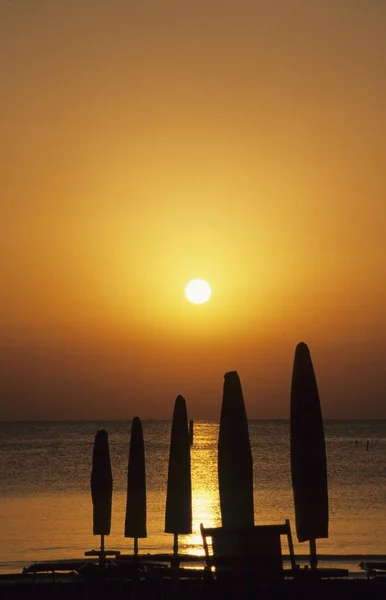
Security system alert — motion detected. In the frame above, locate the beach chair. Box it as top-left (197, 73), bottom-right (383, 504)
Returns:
top-left (200, 519), bottom-right (297, 598)
top-left (359, 561), bottom-right (386, 579)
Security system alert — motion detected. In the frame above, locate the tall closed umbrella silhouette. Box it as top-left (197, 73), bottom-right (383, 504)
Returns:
top-left (290, 342), bottom-right (329, 570)
top-left (91, 429), bottom-right (113, 567)
top-left (165, 395), bottom-right (192, 564)
top-left (125, 417), bottom-right (147, 556)
top-left (218, 371), bottom-right (254, 528)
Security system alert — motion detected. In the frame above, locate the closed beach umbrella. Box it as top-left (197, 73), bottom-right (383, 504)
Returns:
top-left (290, 342), bottom-right (329, 569)
top-left (218, 371), bottom-right (254, 528)
top-left (125, 416), bottom-right (147, 555)
top-left (91, 429), bottom-right (113, 563)
top-left (165, 395), bottom-right (192, 560)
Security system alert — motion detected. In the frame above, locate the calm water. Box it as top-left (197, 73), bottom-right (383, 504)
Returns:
top-left (0, 420), bottom-right (385, 574)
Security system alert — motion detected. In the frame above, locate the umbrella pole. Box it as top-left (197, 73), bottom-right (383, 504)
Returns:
top-left (172, 533), bottom-right (179, 567)
top-left (310, 538), bottom-right (317, 570)
top-left (134, 537), bottom-right (138, 556)
top-left (100, 533), bottom-right (105, 568)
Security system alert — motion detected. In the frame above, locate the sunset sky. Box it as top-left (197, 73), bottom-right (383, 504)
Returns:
top-left (2, 0), bottom-right (386, 420)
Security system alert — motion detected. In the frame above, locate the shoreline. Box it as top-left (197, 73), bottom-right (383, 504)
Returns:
top-left (0, 552), bottom-right (381, 577)
top-left (3, 553), bottom-right (386, 599)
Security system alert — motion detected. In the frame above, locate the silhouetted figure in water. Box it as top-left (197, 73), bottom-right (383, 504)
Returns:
top-left (366, 440), bottom-right (370, 451)
top-left (355, 439), bottom-right (358, 445)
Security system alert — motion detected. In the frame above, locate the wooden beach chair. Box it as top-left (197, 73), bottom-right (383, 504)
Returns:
top-left (200, 519), bottom-right (297, 597)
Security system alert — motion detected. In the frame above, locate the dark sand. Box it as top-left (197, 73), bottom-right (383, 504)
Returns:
top-left (1, 570), bottom-right (386, 600)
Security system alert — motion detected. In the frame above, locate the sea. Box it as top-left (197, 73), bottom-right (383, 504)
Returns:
top-left (0, 420), bottom-right (385, 575)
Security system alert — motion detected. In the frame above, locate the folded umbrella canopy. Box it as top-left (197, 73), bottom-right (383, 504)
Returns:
top-left (218, 371), bottom-right (254, 529)
top-left (125, 417), bottom-right (147, 555)
top-left (290, 342), bottom-right (329, 569)
top-left (91, 429), bottom-right (113, 566)
top-left (165, 395), bottom-right (192, 563)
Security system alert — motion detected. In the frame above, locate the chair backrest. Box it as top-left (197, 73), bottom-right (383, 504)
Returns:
top-left (200, 519), bottom-right (296, 580)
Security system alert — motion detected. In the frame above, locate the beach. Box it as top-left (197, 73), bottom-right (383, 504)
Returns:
top-left (1, 566), bottom-right (386, 600)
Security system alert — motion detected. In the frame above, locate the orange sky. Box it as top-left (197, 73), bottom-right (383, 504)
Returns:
top-left (1, 1), bottom-right (386, 420)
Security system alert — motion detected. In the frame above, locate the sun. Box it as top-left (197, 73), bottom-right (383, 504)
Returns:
top-left (185, 279), bottom-right (212, 304)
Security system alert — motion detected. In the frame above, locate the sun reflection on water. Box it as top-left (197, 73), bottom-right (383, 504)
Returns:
top-left (179, 421), bottom-right (221, 555)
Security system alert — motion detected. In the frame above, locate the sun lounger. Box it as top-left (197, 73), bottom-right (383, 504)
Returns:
top-left (84, 549), bottom-right (121, 558)
top-left (23, 559), bottom-right (91, 582)
top-left (359, 562), bottom-right (386, 579)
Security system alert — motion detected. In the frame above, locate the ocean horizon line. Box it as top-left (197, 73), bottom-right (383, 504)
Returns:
top-left (2, 417), bottom-right (386, 423)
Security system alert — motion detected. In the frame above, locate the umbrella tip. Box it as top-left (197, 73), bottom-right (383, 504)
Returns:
top-left (296, 341), bottom-right (308, 348)
top-left (295, 341), bottom-right (310, 354)
top-left (224, 372), bottom-right (242, 391)
top-left (224, 370), bottom-right (239, 381)
top-left (174, 395), bottom-right (188, 416)
top-left (175, 395), bottom-right (186, 409)
top-left (131, 416), bottom-right (143, 433)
